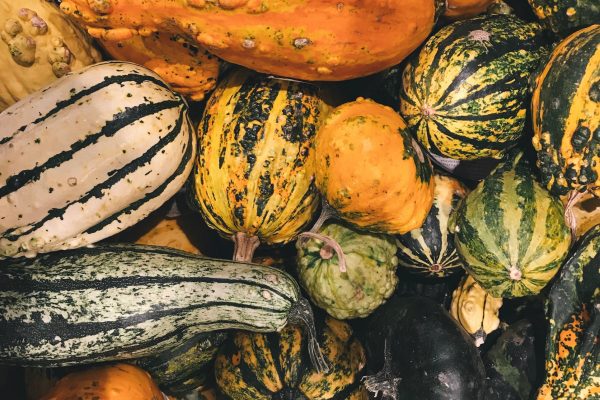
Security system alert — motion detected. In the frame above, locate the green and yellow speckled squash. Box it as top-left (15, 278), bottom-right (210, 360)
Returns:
top-left (527, 0), bottom-right (600, 37)
top-left (532, 25), bottom-right (600, 198)
top-left (215, 316), bottom-right (368, 400)
top-left (191, 69), bottom-right (329, 261)
top-left (400, 14), bottom-right (548, 161)
top-left (537, 225), bottom-right (600, 400)
top-left (450, 151), bottom-right (571, 298)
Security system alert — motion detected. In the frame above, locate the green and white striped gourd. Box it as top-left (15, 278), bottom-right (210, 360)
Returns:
top-left (449, 151), bottom-right (571, 298)
top-left (0, 244), bottom-right (311, 367)
top-left (0, 61), bottom-right (195, 258)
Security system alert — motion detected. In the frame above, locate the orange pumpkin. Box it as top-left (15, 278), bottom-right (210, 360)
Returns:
top-left (445, 0), bottom-right (495, 19)
top-left (314, 98), bottom-right (435, 234)
top-left (60, 0), bottom-right (443, 81)
top-left (41, 364), bottom-right (164, 400)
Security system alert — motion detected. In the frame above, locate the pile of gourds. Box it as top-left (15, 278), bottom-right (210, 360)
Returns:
top-left (0, 0), bottom-right (598, 399)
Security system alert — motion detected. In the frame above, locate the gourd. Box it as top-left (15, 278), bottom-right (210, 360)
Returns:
top-left (396, 173), bottom-right (468, 277)
top-left (450, 151), bottom-right (571, 298)
top-left (296, 221), bottom-right (398, 320)
top-left (531, 25), bottom-right (600, 199)
top-left (537, 225), bottom-right (600, 399)
top-left (99, 32), bottom-right (219, 101)
top-left (445, 0), bottom-right (496, 19)
top-left (134, 217), bottom-right (202, 255)
top-left (450, 275), bottom-right (503, 346)
top-left (314, 97), bottom-right (434, 234)
top-left (59, 0), bottom-right (445, 81)
top-left (0, 61), bottom-right (195, 258)
top-left (190, 69), bottom-right (327, 261)
top-left (527, 0), bottom-right (600, 37)
top-left (0, 0), bottom-right (101, 111)
top-left (40, 364), bottom-right (164, 400)
top-left (215, 316), bottom-right (368, 400)
top-left (400, 14), bottom-right (548, 161)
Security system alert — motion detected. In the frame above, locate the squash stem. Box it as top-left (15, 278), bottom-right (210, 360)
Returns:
top-left (297, 232), bottom-right (347, 273)
top-left (287, 297), bottom-right (330, 373)
top-left (564, 190), bottom-right (586, 242)
top-left (232, 232), bottom-right (260, 262)
top-left (298, 199), bottom-right (337, 244)
top-left (362, 338), bottom-right (400, 400)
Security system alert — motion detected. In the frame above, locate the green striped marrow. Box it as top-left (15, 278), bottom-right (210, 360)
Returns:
top-left (396, 173), bottom-right (469, 278)
top-left (532, 25), bottom-right (600, 197)
top-left (449, 151), bottom-right (571, 298)
top-left (400, 14), bottom-right (548, 161)
top-left (190, 69), bottom-right (328, 261)
top-left (0, 244), bottom-right (311, 367)
top-left (528, 0), bottom-right (600, 38)
top-left (0, 61), bottom-right (195, 258)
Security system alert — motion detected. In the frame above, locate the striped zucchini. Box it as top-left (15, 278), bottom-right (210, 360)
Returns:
top-left (0, 61), bottom-right (195, 258)
top-left (400, 14), bottom-right (548, 160)
top-left (0, 244), bottom-right (307, 367)
top-left (450, 151), bottom-right (571, 298)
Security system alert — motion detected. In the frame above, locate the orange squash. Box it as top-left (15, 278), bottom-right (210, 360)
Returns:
top-left (314, 98), bottom-right (435, 234)
top-left (444, 0), bottom-right (495, 19)
top-left (41, 364), bottom-right (164, 400)
top-left (60, 0), bottom-right (443, 81)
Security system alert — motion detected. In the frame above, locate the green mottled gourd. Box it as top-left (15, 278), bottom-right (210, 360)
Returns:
top-left (296, 221), bottom-right (398, 320)
top-left (527, 0), bottom-right (600, 37)
top-left (450, 151), bottom-right (571, 298)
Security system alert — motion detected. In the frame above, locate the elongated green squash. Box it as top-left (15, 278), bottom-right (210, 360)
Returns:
top-left (0, 244), bottom-right (309, 367)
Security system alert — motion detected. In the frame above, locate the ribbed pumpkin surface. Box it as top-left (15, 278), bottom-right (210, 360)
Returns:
top-left (400, 14), bottom-right (548, 160)
top-left (532, 24), bottom-right (600, 197)
top-left (450, 152), bottom-right (571, 298)
top-left (528, 0), bottom-right (600, 37)
top-left (192, 69), bottom-right (328, 245)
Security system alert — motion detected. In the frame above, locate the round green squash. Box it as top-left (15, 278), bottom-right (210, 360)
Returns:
top-left (296, 221), bottom-right (398, 320)
top-left (449, 151), bottom-right (571, 298)
top-left (532, 24), bottom-right (600, 197)
top-left (527, 0), bottom-right (600, 38)
top-left (400, 14), bottom-right (548, 161)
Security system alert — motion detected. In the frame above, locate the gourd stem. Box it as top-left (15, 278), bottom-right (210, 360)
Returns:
top-left (287, 297), bottom-right (329, 373)
top-left (362, 338), bottom-right (400, 400)
top-left (232, 232), bottom-right (260, 262)
top-left (299, 199), bottom-right (337, 245)
top-left (297, 232), bottom-right (347, 273)
top-left (564, 190), bottom-right (586, 242)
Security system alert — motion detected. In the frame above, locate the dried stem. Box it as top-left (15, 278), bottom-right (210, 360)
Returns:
top-left (287, 297), bottom-right (329, 373)
top-left (232, 232), bottom-right (260, 262)
top-left (297, 232), bottom-right (347, 273)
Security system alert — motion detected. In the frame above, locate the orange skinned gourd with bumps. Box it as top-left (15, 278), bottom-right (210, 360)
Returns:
top-left (60, 0), bottom-right (443, 81)
top-left (315, 98), bottom-right (435, 234)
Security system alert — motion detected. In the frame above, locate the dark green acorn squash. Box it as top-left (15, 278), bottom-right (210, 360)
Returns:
top-left (362, 296), bottom-right (486, 400)
top-left (537, 225), bottom-right (600, 399)
top-left (527, 0), bottom-right (600, 37)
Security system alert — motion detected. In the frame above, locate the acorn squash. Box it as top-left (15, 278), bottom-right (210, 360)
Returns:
top-left (527, 0), bottom-right (600, 37)
top-left (314, 97), bottom-right (434, 234)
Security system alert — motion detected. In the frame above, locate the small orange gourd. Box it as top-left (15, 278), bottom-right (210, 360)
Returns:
top-left (444, 0), bottom-right (496, 19)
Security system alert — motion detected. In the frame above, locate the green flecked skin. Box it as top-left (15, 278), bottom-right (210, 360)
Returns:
top-left (528, 0), bottom-right (600, 37)
top-left (296, 221), bottom-right (398, 319)
top-left (537, 225), bottom-right (600, 399)
top-left (450, 151), bottom-right (571, 298)
top-left (400, 14), bottom-right (549, 160)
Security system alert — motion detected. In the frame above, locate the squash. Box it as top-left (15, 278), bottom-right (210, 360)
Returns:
top-left (215, 316), bottom-right (368, 400)
top-left (445, 0), bottom-right (496, 19)
top-left (361, 295), bottom-right (486, 400)
top-left (527, 0), bottom-right (600, 37)
top-left (99, 32), bottom-right (219, 101)
top-left (134, 217), bottom-right (202, 255)
top-left (314, 97), bottom-right (434, 234)
top-left (296, 220), bottom-right (398, 320)
top-left (537, 225), bottom-right (600, 400)
top-left (60, 0), bottom-right (444, 81)
top-left (396, 173), bottom-right (468, 277)
top-left (190, 69), bottom-right (327, 261)
top-left (450, 151), bottom-right (571, 298)
top-left (40, 364), bottom-right (164, 400)
top-left (450, 275), bottom-right (503, 346)
top-left (0, 0), bottom-right (101, 111)
top-left (531, 25), bottom-right (600, 198)
top-left (400, 14), bottom-right (548, 161)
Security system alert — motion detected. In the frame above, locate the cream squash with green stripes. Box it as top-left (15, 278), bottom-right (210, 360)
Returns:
top-left (450, 151), bottom-right (571, 298)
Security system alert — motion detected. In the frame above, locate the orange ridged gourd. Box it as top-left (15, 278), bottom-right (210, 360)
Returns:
top-left (59, 0), bottom-right (443, 81)
top-left (315, 98), bottom-right (435, 234)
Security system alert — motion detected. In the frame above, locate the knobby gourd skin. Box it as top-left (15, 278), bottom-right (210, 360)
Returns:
top-left (59, 0), bottom-right (442, 81)
top-left (532, 25), bottom-right (600, 197)
top-left (527, 0), bottom-right (600, 38)
top-left (445, 0), bottom-right (495, 19)
top-left (0, 0), bottom-right (102, 111)
top-left (315, 97), bottom-right (434, 235)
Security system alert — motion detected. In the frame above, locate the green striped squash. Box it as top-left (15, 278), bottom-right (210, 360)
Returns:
top-left (400, 14), bottom-right (548, 161)
top-left (449, 151), bottom-right (571, 298)
top-left (532, 24), bottom-right (600, 197)
top-left (0, 244), bottom-right (306, 367)
top-left (190, 69), bottom-right (328, 260)
top-left (528, 0), bottom-right (600, 38)
top-left (396, 173), bottom-right (469, 278)
top-left (0, 61), bottom-right (195, 258)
